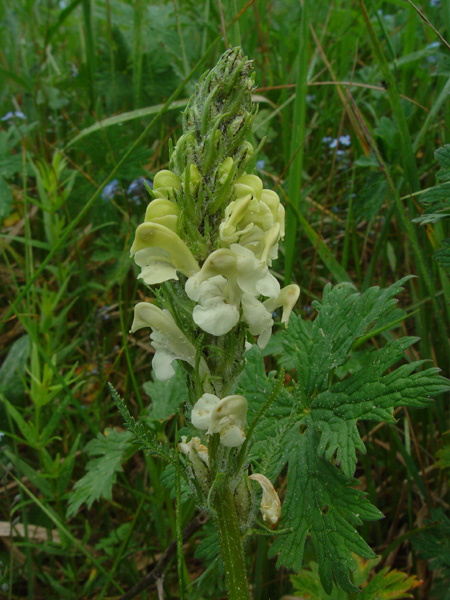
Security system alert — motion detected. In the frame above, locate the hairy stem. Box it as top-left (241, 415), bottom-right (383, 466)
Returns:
top-left (212, 484), bottom-right (250, 600)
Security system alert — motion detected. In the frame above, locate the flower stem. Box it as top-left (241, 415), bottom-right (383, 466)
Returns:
top-left (211, 484), bottom-right (250, 600)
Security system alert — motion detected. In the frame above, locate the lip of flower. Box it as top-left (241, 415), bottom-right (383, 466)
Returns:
top-left (130, 222), bottom-right (200, 282)
top-left (131, 302), bottom-right (209, 380)
top-left (190, 275), bottom-right (241, 336)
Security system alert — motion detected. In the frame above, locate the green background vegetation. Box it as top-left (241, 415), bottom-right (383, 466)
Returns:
top-left (0, 0), bottom-right (450, 598)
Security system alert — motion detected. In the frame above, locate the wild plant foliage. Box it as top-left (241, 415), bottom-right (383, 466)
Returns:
top-left (68, 50), bottom-right (449, 598)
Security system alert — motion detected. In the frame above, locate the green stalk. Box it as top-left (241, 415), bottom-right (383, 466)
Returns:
top-left (211, 485), bottom-right (250, 600)
top-left (222, 0), bottom-right (241, 47)
top-left (132, 0), bottom-right (144, 109)
top-left (81, 0), bottom-right (95, 108)
top-left (284, 0), bottom-right (309, 284)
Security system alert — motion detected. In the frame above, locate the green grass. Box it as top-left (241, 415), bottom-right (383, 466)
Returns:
top-left (0, 0), bottom-right (449, 598)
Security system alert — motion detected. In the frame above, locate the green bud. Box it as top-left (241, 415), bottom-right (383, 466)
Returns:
top-left (168, 47), bottom-right (257, 244)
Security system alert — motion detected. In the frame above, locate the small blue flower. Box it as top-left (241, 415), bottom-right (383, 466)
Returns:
top-left (426, 41), bottom-right (441, 50)
top-left (322, 136), bottom-right (333, 144)
top-left (127, 177), bottom-right (152, 204)
top-left (256, 160), bottom-right (265, 172)
top-left (0, 431), bottom-right (5, 442)
top-left (339, 134), bottom-right (351, 146)
top-left (101, 179), bottom-right (120, 201)
top-left (1, 110), bottom-right (26, 121)
top-left (430, 0), bottom-right (440, 7)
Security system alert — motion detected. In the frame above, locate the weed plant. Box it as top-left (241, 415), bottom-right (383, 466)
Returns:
top-left (0, 1), bottom-right (450, 599)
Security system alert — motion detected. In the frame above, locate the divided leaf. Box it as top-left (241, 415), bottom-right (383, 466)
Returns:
top-left (413, 144), bottom-right (450, 270)
top-left (312, 337), bottom-right (446, 477)
top-left (282, 278), bottom-right (412, 399)
top-left (290, 556), bottom-right (420, 600)
top-left (279, 281), bottom-right (449, 477)
top-left (237, 346), bottom-right (294, 442)
top-left (269, 427), bottom-right (382, 594)
top-left (67, 428), bottom-right (135, 517)
top-left (142, 363), bottom-right (189, 421)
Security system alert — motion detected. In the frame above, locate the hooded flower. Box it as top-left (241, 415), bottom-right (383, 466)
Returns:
top-left (131, 302), bottom-right (208, 380)
top-left (191, 393), bottom-right (248, 447)
top-left (249, 473), bottom-right (281, 528)
top-left (219, 174), bottom-right (285, 263)
top-left (131, 222), bottom-right (199, 286)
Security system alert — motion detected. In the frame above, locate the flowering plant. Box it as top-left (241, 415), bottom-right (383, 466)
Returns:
top-left (101, 49), bottom-right (448, 598)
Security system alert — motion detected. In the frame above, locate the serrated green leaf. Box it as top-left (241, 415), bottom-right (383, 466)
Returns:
top-left (142, 364), bottom-right (189, 421)
top-left (67, 429), bottom-right (135, 517)
top-left (359, 567), bottom-right (421, 599)
top-left (434, 238), bottom-right (450, 270)
top-left (290, 556), bottom-right (420, 600)
top-left (237, 346), bottom-right (294, 439)
top-left (283, 278), bottom-right (412, 399)
top-left (411, 508), bottom-right (450, 599)
top-left (277, 281), bottom-right (449, 477)
top-left (269, 427), bottom-right (381, 595)
top-left (311, 338), bottom-right (448, 477)
top-left (290, 561), bottom-right (347, 599)
top-left (160, 462), bottom-right (196, 503)
top-left (236, 346), bottom-right (295, 475)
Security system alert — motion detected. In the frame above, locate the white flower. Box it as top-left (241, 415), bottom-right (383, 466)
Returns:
top-left (130, 222), bottom-right (199, 285)
top-left (191, 393), bottom-right (219, 429)
top-left (191, 393), bottom-right (248, 448)
top-left (263, 284), bottom-right (300, 325)
top-left (185, 244), bottom-right (280, 337)
top-left (131, 302), bottom-right (208, 380)
top-left (249, 473), bottom-right (281, 528)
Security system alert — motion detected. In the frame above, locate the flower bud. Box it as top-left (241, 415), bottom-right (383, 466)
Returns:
top-left (179, 435), bottom-right (209, 467)
top-left (249, 473), bottom-right (281, 528)
top-left (153, 169), bottom-right (181, 194)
